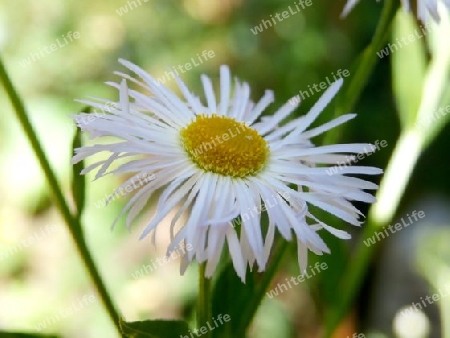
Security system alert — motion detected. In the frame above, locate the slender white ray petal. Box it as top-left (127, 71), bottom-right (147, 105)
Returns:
top-left (256, 99), bottom-right (300, 135)
top-left (174, 75), bottom-right (205, 115)
top-left (72, 61), bottom-right (381, 282)
top-left (297, 240), bottom-right (308, 273)
top-left (282, 79), bottom-right (343, 144)
top-left (341, 0), bottom-right (362, 17)
top-left (245, 90), bottom-right (274, 125)
top-left (300, 114), bottom-right (357, 139)
top-left (218, 65), bottom-right (231, 116)
top-left (342, 0), bottom-right (449, 23)
top-left (201, 74), bottom-right (217, 113)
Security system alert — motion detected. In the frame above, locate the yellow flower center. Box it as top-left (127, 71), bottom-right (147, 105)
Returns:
top-left (180, 114), bottom-right (269, 178)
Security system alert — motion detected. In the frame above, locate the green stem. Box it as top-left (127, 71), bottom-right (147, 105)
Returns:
top-left (441, 287), bottom-right (450, 338)
top-left (323, 222), bottom-right (378, 337)
top-left (0, 57), bottom-right (124, 337)
top-left (235, 240), bottom-right (289, 337)
top-left (370, 129), bottom-right (423, 224)
top-left (197, 263), bottom-right (212, 337)
top-left (324, 128), bottom-right (423, 336)
top-left (324, 0), bottom-right (398, 145)
top-left (322, 1), bottom-right (400, 334)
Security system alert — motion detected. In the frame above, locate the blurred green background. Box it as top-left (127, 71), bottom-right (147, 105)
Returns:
top-left (1, 0), bottom-right (450, 337)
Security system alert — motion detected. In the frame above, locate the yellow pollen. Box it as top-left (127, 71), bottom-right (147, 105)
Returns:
top-left (180, 114), bottom-right (270, 177)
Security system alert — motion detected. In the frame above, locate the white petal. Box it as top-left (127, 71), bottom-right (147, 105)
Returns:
top-left (341, 0), bottom-right (361, 17)
top-left (282, 79), bottom-right (344, 144)
top-left (255, 99), bottom-right (299, 135)
top-left (218, 65), bottom-right (231, 116)
top-left (300, 114), bottom-right (356, 139)
top-left (226, 226), bottom-right (247, 282)
top-left (245, 90), bottom-right (274, 125)
top-left (201, 74), bottom-right (217, 113)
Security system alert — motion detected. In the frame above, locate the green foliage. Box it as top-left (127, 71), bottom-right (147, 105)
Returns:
top-left (392, 10), bottom-right (427, 128)
top-left (211, 239), bottom-right (289, 337)
top-left (2, 0), bottom-right (450, 337)
top-left (120, 319), bottom-right (190, 338)
top-left (0, 333), bottom-right (58, 338)
top-left (211, 262), bottom-right (257, 336)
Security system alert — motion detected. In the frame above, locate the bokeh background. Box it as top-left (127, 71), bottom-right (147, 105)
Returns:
top-left (1, 0), bottom-right (450, 337)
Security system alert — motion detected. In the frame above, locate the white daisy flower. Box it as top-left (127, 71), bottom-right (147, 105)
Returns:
top-left (342, 0), bottom-right (450, 23)
top-left (72, 60), bottom-right (381, 282)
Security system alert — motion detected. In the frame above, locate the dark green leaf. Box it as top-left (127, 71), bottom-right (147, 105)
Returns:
top-left (211, 261), bottom-right (255, 337)
top-left (120, 319), bottom-right (190, 338)
top-left (211, 235), bottom-right (289, 338)
top-left (0, 332), bottom-right (58, 338)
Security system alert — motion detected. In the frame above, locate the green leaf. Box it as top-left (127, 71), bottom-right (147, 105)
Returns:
top-left (0, 332), bottom-right (58, 337)
top-left (392, 10), bottom-right (427, 128)
top-left (316, 230), bottom-right (348, 310)
top-left (71, 107), bottom-right (89, 219)
top-left (211, 261), bottom-right (256, 337)
top-left (211, 237), bottom-right (289, 337)
top-left (413, 12), bottom-right (450, 148)
top-left (120, 319), bottom-right (190, 338)
top-left (421, 85), bottom-right (450, 147)
top-left (323, 0), bottom-right (398, 146)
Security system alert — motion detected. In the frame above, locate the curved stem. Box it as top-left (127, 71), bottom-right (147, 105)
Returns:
top-left (0, 57), bottom-right (124, 337)
top-left (441, 293), bottom-right (450, 338)
top-left (325, 128), bottom-right (422, 336)
top-left (323, 0), bottom-right (400, 335)
top-left (197, 263), bottom-right (212, 338)
top-left (370, 129), bottom-right (423, 224)
top-left (324, 0), bottom-right (398, 144)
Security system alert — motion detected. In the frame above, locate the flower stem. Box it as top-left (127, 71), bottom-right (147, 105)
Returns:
top-left (370, 129), bottom-right (423, 224)
top-left (0, 57), bottom-right (124, 337)
top-left (197, 263), bottom-right (212, 337)
top-left (324, 0), bottom-right (398, 144)
top-left (322, 0), bottom-right (400, 334)
top-left (441, 293), bottom-right (450, 338)
top-left (236, 240), bottom-right (289, 337)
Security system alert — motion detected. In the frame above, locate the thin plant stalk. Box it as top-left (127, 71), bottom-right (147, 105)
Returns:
top-left (0, 57), bottom-right (124, 337)
top-left (197, 263), bottom-right (212, 338)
